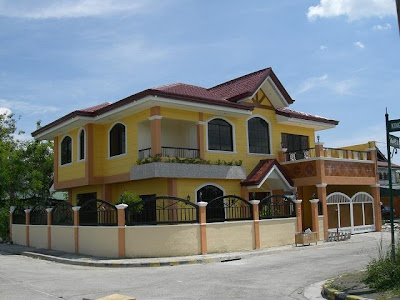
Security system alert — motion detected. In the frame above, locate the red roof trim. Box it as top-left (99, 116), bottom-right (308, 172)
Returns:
top-left (275, 108), bottom-right (339, 125)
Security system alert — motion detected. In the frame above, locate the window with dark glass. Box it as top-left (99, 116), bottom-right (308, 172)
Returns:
top-left (208, 119), bottom-right (233, 151)
top-left (197, 185), bottom-right (224, 221)
top-left (281, 133), bottom-right (309, 152)
top-left (109, 123), bottom-right (126, 157)
top-left (61, 136), bottom-right (72, 165)
top-left (79, 130), bottom-right (85, 160)
top-left (248, 117), bottom-right (270, 154)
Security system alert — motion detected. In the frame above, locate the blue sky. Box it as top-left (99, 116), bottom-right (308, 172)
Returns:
top-left (0, 0), bottom-right (399, 161)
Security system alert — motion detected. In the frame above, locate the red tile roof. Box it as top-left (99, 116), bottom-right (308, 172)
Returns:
top-left (378, 161), bottom-right (400, 168)
top-left (276, 108), bottom-right (339, 125)
top-left (209, 68), bottom-right (294, 103)
top-left (241, 159), bottom-right (293, 187)
top-left (78, 102), bottom-right (112, 113)
top-left (153, 83), bottom-right (222, 101)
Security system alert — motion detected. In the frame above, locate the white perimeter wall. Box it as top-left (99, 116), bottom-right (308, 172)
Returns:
top-left (259, 218), bottom-right (296, 248)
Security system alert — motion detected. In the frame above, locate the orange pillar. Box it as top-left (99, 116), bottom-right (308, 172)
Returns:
top-left (293, 200), bottom-right (303, 232)
top-left (53, 136), bottom-right (59, 188)
top-left (116, 204), bottom-right (128, 258)
top-left (315, 142), bottom-right (324, 158)
top-left (25, 209), bottom-right (31, 247)
top-left (150, 106), bottom-right (162, 156)
top-left (278, 148), bottom-right (287, 163)
top-left (9, 206), bottom-right (15, 242)
top-left (85, 123), bottom-right (94, 185)
top-left (46, 208), bottom-right (53, 250)
top-left (317, 184), bottom-right (328, 240)
top-left (310, 199), bottom-right (320, 240)
top-left (72, 206), bottom-right (80, 253)
top-left (250, 200), bottom-right (260, 249)
top-left (197, 121), bottom-right (205, 159)
top-left (197, 202), bottom-right (207, 255)
top-left (371, 184), bottom-right (382, 231)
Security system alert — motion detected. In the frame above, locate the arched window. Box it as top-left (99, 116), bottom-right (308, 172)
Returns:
top-left (78, 129), bottom-right (85, 161)
top-left (60, 136), bottom-right (72, 165)
top-left (248, 117), bottom-right (270, 154)
top-left (196, 184), bottom-right (223, 203)
top-left (109, 123), bottom-right (126, 157)
top-left (208, 118), bottom-right (233, 151)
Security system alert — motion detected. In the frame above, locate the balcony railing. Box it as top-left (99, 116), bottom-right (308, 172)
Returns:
top-left (138, 147), bottom-right (200, 160)
top-left (285, 148), bottom-right (316, 161)
top-left (284, 147), bottom-right (369, 162)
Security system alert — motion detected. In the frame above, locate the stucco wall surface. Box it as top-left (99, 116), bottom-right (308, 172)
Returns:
top-left (207, 221), bottom-right (254, 253)
top-left (12, 224), bottom-right (26, 246)
top-left (51, 226), bottom-right (75, 253)
top-left (29, 225), bottom-right (48, 249)
top-left (318, 216), bottom-right (324, 241)
top-left (79, 227), bottom-right (119, 258)
top-left (125, 224), bottom-right (201, 258)
top-left (259, 218), bottom-right (296, 248)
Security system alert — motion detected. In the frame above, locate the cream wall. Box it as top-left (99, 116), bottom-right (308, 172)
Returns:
top-left (51, 226), bottom-right (75, 253)
top-left (259, 218), bottom-right (296, 248)
top-left (125, 224), bottom-right (201, 257)
top-left (12, 224), bottom-right (26, 246)
top-left (207, 221), bottom-right (254, 253)
top-left (29, 225), bottom-right (48, 249)
top-left (318, 216), bottom-right (324, 241)
top-left (79, 227), bottom-right (119, 258)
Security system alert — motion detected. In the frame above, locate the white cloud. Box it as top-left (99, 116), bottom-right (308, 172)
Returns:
top-left (0, 99), bottom-right (59, 115)
top-left (307, 0), bottom-right (396, 21)
top-left (320, 45), bottom-right (328, 50)
top-left (333, 78), bottom-right (358, 95)
top-left (0, 0), bottom-right (158, 19)
top-left (297, 74), bottom-right (329, 94)
top-left (373, 23), bottom-right (392, 30)
top-left (354, 41), bottom-right (365, 48)
top-left (0, 107), bottom-right (11, 115)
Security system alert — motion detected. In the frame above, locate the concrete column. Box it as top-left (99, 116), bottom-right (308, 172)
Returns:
top-left (347, 150), bottom-right (352, 159)
top-left (150, 106), bottom-right (162, 156)
top-left (293, 200), bottom-right (303, 233)
top-left (197, 202), bottom-right (208, 255)
top-left (315, 142), bottom-right (324, 158)
top-left (85, 123), bottom-right (94, 185)
top-left (9, 206), bottom-right (15, 242)
top-left (278, 148), bottom-right (287, 163)
top-left (197, 121), bottom-right (205, 159)
top-left (24, 209), bottom-right (31, 247)
top-left (72, 206), bottom-right (80, 253)
top-left (46, 208), bottom-right (53, 250)
top-left (250, 200), bottom-right (260, 249)
top-left (317, 184), bottom-right (329, 240)
top-left (309, 199), bottom-right (320, 240)
top-left (371, 184), bottom-right (382, 231)
top-left (53, 136), bottom-right (59, 188)
top-left (116, 204), bottom-right (128, 258)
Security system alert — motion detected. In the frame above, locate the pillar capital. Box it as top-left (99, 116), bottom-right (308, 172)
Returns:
top-left (148, 115), bottom-right (162, 121)
top-left (370, 184), bottom-right (380, 188)
top-left (316, 183), bottom-right (327, 188)
top-left (116, 204), bottom-right (129, 210)
top-left (46, 208), bottom-right (53, 213)
top-left (197, 121), bottom-right (206, 125)
top-left (10, 206), bottom-right (16, 214)
top-left (292, 199), bottom-right (302, 204)
top-left (197, 201), bottom-right (208, 207)
top-left (72, 206), bottom-right (81, 211)
top-left (24, 209), bottom-right (32, 214)
top-left (309, 199), bottom-right (320, 204)
top-left (250, 200), bottom-right (260, 205)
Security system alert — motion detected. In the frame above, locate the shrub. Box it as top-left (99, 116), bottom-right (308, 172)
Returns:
top-left (118, 191), bottom-right (143, 214)
top-left (0, 206), bottom-right (10, 241)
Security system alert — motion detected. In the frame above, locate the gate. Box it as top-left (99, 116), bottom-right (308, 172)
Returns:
top-left (206, 195), bottom-right (252, 223)
top-left (326, 192), bottom-right (375, 234)
top-left (258, 195), bottom-right (295, 219)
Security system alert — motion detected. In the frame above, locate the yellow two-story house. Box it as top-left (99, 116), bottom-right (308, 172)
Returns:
top-left (32, 67), bottom-right (382, 239)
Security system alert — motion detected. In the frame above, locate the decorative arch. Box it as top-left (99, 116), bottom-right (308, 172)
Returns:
top-left (108, 122), bottom-right (127, 158)
top-left (246, 115), bottom-right (272, 155)
top-left (351, 192), bottom-right (374, 203)
top-left (77, 128), bottom-right (86, 161)
top-left (60, 135), bottom-right (73, 165)
top-left (326, 192), bottom-right (351, 204)
top-left (206, 117), bottom-right (235, 152)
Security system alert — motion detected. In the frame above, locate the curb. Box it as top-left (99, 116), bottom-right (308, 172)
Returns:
top-left (14, 250), bottom-right (242, 268)
top-left (322, 278), bottom-right (370, 300)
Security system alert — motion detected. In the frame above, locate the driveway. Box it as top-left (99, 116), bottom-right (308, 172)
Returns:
top-left (0, 231), bottom-right (391, 300)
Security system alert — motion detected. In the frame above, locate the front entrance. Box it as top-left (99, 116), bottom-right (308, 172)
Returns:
top-left (327, 192), bottom-right (375, 234)
top-left (196, 185), bottom-right (224, 221)
top-left (77, 192), bottom-right (97, 224)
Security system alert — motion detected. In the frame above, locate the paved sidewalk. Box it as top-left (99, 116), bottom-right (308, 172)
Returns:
top-left (0, 240), bottom-right (331, 268)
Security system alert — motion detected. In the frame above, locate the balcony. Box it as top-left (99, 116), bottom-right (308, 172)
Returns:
top-left (138, 147), bottom-right (200, 160)
top-left (279, 145), bottom-right (376, 186)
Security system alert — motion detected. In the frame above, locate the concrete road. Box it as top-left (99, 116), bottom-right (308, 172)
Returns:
top-left (0, 232), bottom-right (392, 300)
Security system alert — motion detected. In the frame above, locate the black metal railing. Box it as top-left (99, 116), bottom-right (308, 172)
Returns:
top-left (12, 207), bottom-right (26, 224)
top-left (30, 205), bottom-right (47, 225)
top-left (161, 147), bottom-right (199, 159)
top-left (138, 148), bottom-right (152, 160)
top-left (126, 196), bottom-right (198, 225)
top-left (285, 148), bottom-right (315, 161)
top-left (206, 195), bottom-right (252, 223)
top-left (52, 201), bottom-right (74, 225)
top-left (259, 195), bottom-right (295, 219)
top-left (79, 199), bottom-right (117, 226)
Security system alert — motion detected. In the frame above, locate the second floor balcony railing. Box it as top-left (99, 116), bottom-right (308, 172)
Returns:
top-left (138, 147), bottom-right (200, 160)
top-left (285, 148), bottom-right (316, 161)
top-left (284, 147), bottom-right (369, 162)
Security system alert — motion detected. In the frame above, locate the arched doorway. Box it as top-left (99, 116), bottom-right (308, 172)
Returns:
top-left (196, 184), bottom-right (224, 221)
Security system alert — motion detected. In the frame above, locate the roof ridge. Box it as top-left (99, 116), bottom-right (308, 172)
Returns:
top-left (152, 82), bottom-right (184, 89)
top-left (208, 67), bottom-right (271, 90)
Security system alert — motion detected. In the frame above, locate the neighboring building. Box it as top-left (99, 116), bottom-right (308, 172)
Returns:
top-left (31, 67), bottom-right (381, 240)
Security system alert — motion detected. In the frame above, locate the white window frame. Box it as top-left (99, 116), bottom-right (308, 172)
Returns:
top-left (108, 122), bottom-right (127, 159)
top-left (77, 128), bottom-right (86, 162)
top-left (206, 117), bottom-right (236, 154)
top-left (246, 115), bottom-right (273, 156)
top-left (59, 134), bottom-right (73, 167)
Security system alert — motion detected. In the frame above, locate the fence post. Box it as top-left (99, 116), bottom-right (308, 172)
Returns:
top-left (9, 206), bottom-right (15, 242)
top-left (315, 142), bottom-right (324, 157)
top-left (72, 206), bottom-right (80, 253)
top-left (250, 200), bottom-right (260, 249)
top-left (309, 199), bottom-right (320, 240)
top-left (116, 204), bottom-right (128, 258)
top-left (24, 209), bottom-right (31, 247)
top-left (46, 208), bottom-right (53, 250)
top-left (278, 148), bottom-right (287, 162)
top-left (293, 200), bottom-right (303, 233)
top-left (197, 202), bottom-right (208, 255)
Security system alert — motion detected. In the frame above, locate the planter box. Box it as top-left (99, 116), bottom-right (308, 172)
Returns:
top-left (295, 232), bottom-right (318, 246)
